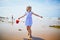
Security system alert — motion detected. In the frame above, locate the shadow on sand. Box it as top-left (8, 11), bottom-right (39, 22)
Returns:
top-left (24, 36), bottom-right (44, 40)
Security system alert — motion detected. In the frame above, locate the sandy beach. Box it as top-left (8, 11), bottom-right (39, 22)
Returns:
top-left (0, 0), bottom-right (60, 40)
top-left (0, 18), bottom-right (60, 40)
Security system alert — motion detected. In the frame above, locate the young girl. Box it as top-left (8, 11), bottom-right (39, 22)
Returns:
top-left (18, 6), bottom-right (43, 38)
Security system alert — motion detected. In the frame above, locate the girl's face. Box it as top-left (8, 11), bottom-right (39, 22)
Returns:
top-left (26, 7), bottom-right (31, 12)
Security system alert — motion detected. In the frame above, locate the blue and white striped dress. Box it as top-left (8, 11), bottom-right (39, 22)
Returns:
top-left (25, 11), bottom-right (32, 26)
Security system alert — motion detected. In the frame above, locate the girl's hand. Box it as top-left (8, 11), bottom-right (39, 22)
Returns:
top-left (40, 16), bottom-right (43, 18)
top-left (18, 18), bottom-right (20, 19)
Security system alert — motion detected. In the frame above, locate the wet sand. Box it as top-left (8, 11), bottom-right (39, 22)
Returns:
top-left (0, 20), bottom-right (60, 40)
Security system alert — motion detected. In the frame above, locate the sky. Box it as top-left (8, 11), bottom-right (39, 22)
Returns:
top-left (0, 0), bottom-right (60, 18)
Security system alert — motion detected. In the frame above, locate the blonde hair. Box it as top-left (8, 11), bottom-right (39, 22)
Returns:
top-left (26, 6), bottom-right (32, 11)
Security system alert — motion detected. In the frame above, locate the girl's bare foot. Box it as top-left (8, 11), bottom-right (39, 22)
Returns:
top-left (28, 33), bottom-right (32, 38)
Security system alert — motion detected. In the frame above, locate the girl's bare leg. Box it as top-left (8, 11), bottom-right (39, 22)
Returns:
top-left (27, 26), bottom-right (32, 38)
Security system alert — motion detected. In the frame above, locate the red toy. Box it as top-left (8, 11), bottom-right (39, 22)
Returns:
top-left (16, 19), bottom-right (20, 24)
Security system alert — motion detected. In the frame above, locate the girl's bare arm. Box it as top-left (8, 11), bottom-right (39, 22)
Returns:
top-left (18, 13), bottom-right (26, 19)
top-left (32, 12), bottom-right (43, 18)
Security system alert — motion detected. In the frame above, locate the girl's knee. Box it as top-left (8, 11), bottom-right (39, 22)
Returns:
top-left (27, 26), bottom-right (31, 30)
